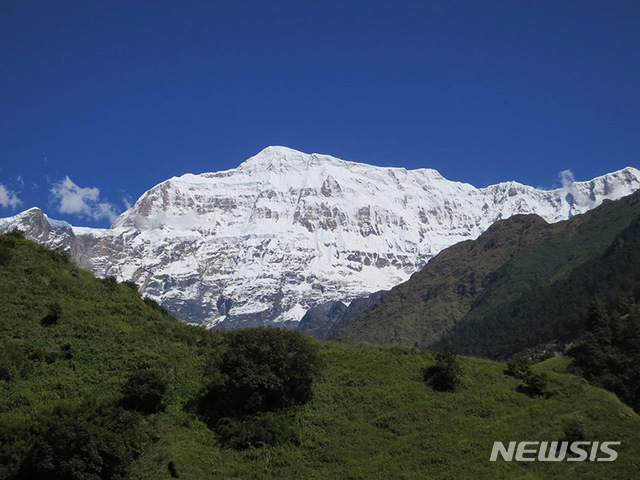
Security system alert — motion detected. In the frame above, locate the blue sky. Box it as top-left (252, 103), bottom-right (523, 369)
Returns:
top-left (1, 0), bottom-right (639, 227)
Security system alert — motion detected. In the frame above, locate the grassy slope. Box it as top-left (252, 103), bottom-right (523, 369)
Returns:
top-left (0, 238), bottom-right (219, 411)
top-left (2, 233), bottom-right (640, 479)
top-left (0, 233), bottom-right (221, 479)
top-left (333, 192), bottom-right (640, 351)
top-left (131, 342), bottom-right (640, 480)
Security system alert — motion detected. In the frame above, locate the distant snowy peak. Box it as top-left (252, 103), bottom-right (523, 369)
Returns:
top-left (1, 146), bottom-right (639, 329)
top-left (238, 145), bottom-right (331, 172)
top-left (114, 146), bottom-right (449, 232)
top-left (116, 146), bottom-right (640, 232)
top-left (0, 207), bottom-right (74, 246)
top-left (476, 165), bottom-right (640, 223)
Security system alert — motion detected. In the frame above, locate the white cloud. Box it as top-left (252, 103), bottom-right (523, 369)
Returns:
top-left (0, 184), bottom-right (22, 209)
top-left (122, 195), bottom-right (133, 210)
top-left (50, 176), bottom-right (118, 222)
top-left (558, 169), bottom-right (575, 189)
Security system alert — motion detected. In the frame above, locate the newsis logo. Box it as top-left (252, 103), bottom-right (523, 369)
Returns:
top-left (490, 441), bottom-right (621, 462)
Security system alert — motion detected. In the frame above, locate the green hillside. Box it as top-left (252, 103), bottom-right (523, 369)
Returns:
top-left (332, 192), bottom-right (640, 358)
top-left (0, 230), bottom-right (222, 479)
top-left (443, 211), bottom-right (640, 358)
top-left (1, 230), bottom-right (640, 479)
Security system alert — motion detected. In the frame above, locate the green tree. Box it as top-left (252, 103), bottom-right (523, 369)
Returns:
top-left (17, 418), bottom-right (129, 480)
top-left (587, 297), bottom-right (611, 346)
top-left (40, 302), bottom-right (62, 327)
top-left (196, 328), bottom-right (322, 450)
top-left (504, 354), bottom-right (532, 380)
top-left (423, 343), bottom-right (463, 392)
top-left (569, 300), bottom-right (640, 412)
top-left (0, 341), bottom-right (27, 381)
top-left (517, 372), bottom-right (552, 398)
top-left (212, 327), bottom-right (323, 415)
top-left (120, 370), bottom-right (167, 414)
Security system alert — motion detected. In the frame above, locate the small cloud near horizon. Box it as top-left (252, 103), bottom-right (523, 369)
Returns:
top-left (122, 195), bottom-right (133, 210)
top-left (0, 184), bottom-right (22, 209)
top-left (50, 176), bottom-right (118, 222)
top-left (558, 169), bottom-right (575, 189)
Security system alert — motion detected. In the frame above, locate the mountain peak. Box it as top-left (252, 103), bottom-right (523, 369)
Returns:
top-left (238, 146), bottom-right (351, 173)
top-left (239, 146), bottom-right (310, 170)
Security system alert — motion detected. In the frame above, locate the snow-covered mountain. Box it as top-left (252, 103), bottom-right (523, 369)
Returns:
top-left (2, 146), bottom-right (639, 328)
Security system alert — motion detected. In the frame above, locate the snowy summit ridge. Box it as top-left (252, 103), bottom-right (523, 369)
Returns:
top-left (2, 147), bottom-right (639, 328)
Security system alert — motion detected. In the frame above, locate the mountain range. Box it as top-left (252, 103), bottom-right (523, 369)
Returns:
top-left (1, 146), bottom-right (639, 330)
top-left (332, 190), bottom-right (640, 358)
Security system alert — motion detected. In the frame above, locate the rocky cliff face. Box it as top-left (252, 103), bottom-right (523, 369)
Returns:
top-left (1, 146), bottom-right (639, 328)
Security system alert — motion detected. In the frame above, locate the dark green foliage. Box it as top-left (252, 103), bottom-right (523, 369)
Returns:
top-left (100, 276), bottom-right (119, 290)
top-left (196, 327), bottom-right (322, 450)
top-left (0, 245), bottom-right (11, 266)
top-left (444, 210), bottom-right (640, 359)
top-left (203, 327), bottom-right (322, 418)
top-left (587, 298), bottom-right (611, 345)
top-left (0, 340), bottom-right (69, 382)
top-left (3, 229), bottom-right (24, 240)
top-left (517, 372), bottom-right (552, 398)
top-left (562, 415), bottom-right (586, 443)
top-left (504, 354), bottom-right (533, 379)
top-left (143, 297), bottom-right (170, 316)
top-left (48, 246), bottom-right (71, 264)
top-left (215, 412), bottom-right (300, 450)
top-left (122, 280), bottom-right (139, 293)
top-left (423, 343), bottom-right (463, 391)
top-left (0, 341), bottom-right (28, 381)
top-left (40, 301), bottom-right (62, 326)
top-left (16, 418), bottom-right (129, 480)
top-left (120, 370), bottom-right (167, 414)
top-left (505, 354), bottom-right (553, 397)
top-left (569, 298), bottom-right (640, 412)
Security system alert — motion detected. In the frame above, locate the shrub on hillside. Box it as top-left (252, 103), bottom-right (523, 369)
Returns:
top-left (120, 370), bottom-right (167, 414)
top-left (0, 245), bottom-right (11, 266)
top-left (423, 343), bottom-right (463, 392)
top-left (3, 229), bottom-right (24, 240)
top-left (517, 372), bottom-right (553, 398)
top-left (40, 302), bottom-right (62, 327)
top-left (202, 327), bottom-right (323, 418)
top-left (504, 354), bottom-right (532, 379)
top-left (196, 327), bottom-right (322, 449)
top-left (143, 297), bottom-right (170, 316)
top-left (0, 341), bottom-right (28, 381)
top-left (215, 412), bottom-right (300, 450)
top-left (562, 414), bottom-right (587, 443)
top-left (121, 280), bottom-right (139, 293)
top-left (48, 246), bottom-right (71, 264)
top-left (16, 418), bottom-right (129, 480)
top-left (100, 276), bottom-right (119, 291)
